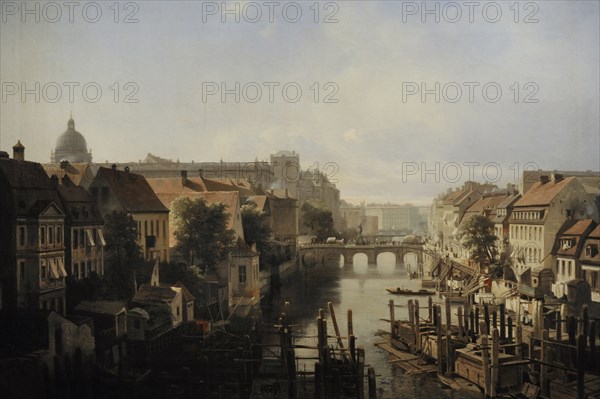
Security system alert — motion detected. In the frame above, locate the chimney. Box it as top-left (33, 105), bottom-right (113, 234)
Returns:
top-left (552, 173), bottom-right (564, 183)
top-left (60, 160), bottom-right (69, 170)
top-left (198, 168), bottom-right (204, 178)
top-left (539, 175), bottom-right (549, 184)
top-left (12, 140), bottom-right (24, 161)
top-left (61, 175), bottom-right (71, 187)
top-left (50, 175), bottom-right (59, 188)
top-left (111, 164), bottom-right (117, 171)
top-left (0, 151), bottom-right (9, 159)
top-left (181, 170), bottom-right (188, 185)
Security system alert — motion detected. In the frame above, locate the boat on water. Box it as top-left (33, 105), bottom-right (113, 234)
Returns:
top-left (385, 287), bottom-right (435, 296)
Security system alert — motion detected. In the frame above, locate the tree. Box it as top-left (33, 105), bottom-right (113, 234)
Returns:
top-left (101, 211), bottom-right (148, 299)
top-left (301, 201), bottom-right (336, 242)
top-left (241, 203), bottom-right (271, 253)
top-left (457, 214), bottom-right (498, 265)
top-left (172, 197), bottom-right (236, 274)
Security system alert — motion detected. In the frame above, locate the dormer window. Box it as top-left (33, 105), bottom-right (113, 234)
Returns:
top-left (586, 244), bottom-right (598, 257)
top-left (561, 239), bottom-right (574, 250)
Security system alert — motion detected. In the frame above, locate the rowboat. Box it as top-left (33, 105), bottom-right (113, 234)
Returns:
top-left (385, 288), bottom-right (435, 296)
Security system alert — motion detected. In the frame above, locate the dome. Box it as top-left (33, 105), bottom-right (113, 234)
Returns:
top-left (51, 117), bottom-right (92, 163)
top-left (55, 118), bottom-right (87, 153)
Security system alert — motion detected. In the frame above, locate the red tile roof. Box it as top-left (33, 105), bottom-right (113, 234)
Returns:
top-left (515, 176), bottom-right (577, 207)
top-left (96, 167), bottom-right (168, 213)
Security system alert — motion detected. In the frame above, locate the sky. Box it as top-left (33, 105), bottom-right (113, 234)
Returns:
top-left (1, 0), bottom-right (599, 205)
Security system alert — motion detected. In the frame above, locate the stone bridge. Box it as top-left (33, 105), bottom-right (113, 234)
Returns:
top-left (298, 243), bottom-right (425, 268)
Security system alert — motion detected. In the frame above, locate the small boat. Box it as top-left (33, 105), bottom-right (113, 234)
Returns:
top-left (386, 287), bottom-right (435, 296)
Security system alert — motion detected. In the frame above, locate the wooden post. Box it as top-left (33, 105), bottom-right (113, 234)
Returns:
top-left (463, 303), bottom-right (469, 336)
top-left (491, 328), bottom-right (500, 399)
top-left (499, 304), bottom-right (506, 340)
top-left (475, 307), bottom-right (480, 335)
top-left (582, 305), bottom-right (589, 338)
top-left (484, 304), bottom-right (490, 335)
top-left (577, 334), bottom-right (585, 399)
top-left (568, 316), bottom-right (577, 347)
top-left (457, 306), bottom-right (464, 338)
top-left (348, 309), bottom-right (354, 337)
top-left (445, 329), bottom-right (452, 375)
top-left (389, 299), bottom-right (395, 337)
top-left (349, 334), bottom-right (356, 367)
top-left (469, 310), bottom-right (475, 334)
top-left (436, 306), bottom-right (443, 375)
top-left (415, 299), bottom-right (421, 352)
top-left (357, 348), bottom-right (365, 399)
top-left (428, 296), bottom-right (433, 323)
top-left (408, 300), bottom-right (415, 353)
top-left (540, 329), bottom-right (549, 397)
top-left (445, 295), bottom-right (451, 331)
top-left (481, 325), bottom-right (491, 398)
top-left (328, 302), bottom-right (345, 352)
top-left (367, 367), bottom-right (376, 399)
top-left (515, 324), bottom-right (523, 388)
top-left (433, 304), bottom-right (438, 327)
top-left (590, 321), bottom-right (597, 370)
top-left (556, 309), bottom-right (562, 342)
top-left (492, 310), bottom-right (497, 331)
top-left (536, 301), bottom-right (544, 339)
top-left (507, 316), bottom-right (513, 341)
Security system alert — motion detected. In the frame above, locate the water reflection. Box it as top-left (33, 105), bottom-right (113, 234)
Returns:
top-left (376, 252), bottom-right (396, 275)
top-left (352, 253), bottom-right (368, 274)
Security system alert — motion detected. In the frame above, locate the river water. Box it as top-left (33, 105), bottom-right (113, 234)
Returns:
top-left (263, 256), bottom-right (484, 399)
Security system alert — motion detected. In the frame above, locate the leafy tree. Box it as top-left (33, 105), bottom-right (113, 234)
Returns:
top-left (101, 211), bottom-right (148, 299)
top-left (159, 261), bottom-right (204, 298)
top-left (241, 203), bottom-right (271, 253)
top-left (65, 272), bottom-right (102, 312)
top-left (457, 214), bottom-right (498, 265)
top-left (172, 197), bottom-right (236, 274)
top-left (301, 201), bottom-right (336, 242)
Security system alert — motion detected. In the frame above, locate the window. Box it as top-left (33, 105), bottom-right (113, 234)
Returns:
top-left (163, 220), bottom-right (166, 238)
top-left (18, 226), bottom-right (25, 247)
top-left (156, 220), bottom-right (159, 238)
top-left (49, 226), bottom-right (54, 245)
top-left (144, 221), bottom-right (148, 237)
top-left (73, 229), bottom-right (78, 249)
top-left (18, 261), bottom-right (25, 286)
top-left (80, 230), bottom-right (85, 248)
top-left (239, 265), bottom-right (247, 283)
top-left (40, 226), bottom-right (46, 245)
top-left (41, 260), bottom-right (47, 280)
top-left (151, 220), bottom-right (154, 236)
top-left (57, 225), bottom-right (62, 244)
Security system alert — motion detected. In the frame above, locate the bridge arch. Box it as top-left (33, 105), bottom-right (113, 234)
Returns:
top-left (376, 252), bottom-right (397, 266)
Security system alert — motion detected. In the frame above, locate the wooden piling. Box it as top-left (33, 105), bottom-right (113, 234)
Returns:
top-left (463, 304), bottom-right (469, 336)
top-left (507, 316), bottom-right (513, 341)
top-left (484, 304), bottom-right (490, 335)
top-left (367, 367), bottom-right (376, 399)
top-left (577, 334), bottom-right (585, 399)
top-left (428, 296), bottom-right (433, 322)
top-left (590, 321), bottom-right (597, 370)
top-left (499, 304), bottom-right (506, 340)
top-left (556, 309), bottom-right (562, 342)
top-left (491, 328), bottom-right (500, 399)
top-left (415, 299), bottom-right (421, 352)
top-left (582, 305), bottom-right (589, 338)
top-left (436, 306), bottom-right (443, 375)
top-left (469, 310), bottom-right (474, 334)
top-left (328, 302), bottom-right (345, 352)
top-left (516, 324), bottom-right (523, 388)
top-left (541, 329), bottom-right (549, 397)
top-left (445, 296), bottom-right (451, 330)
top-left (389, 299), bottom-right (395, 337)
top-left (475, 307), bottom-right (480, 334)
top-left (568, 316), bottom-right (577, 347)
top-left (445, 329), bottom-right (452, 375)
top-left (492, 310), bottom-right (497, 331)
top-left (457, 306), bottom-right (464, 338)
top-left (536, 301), bottom-right (544, 339)
top-left (481, 323), bottom-right (491, 398)
top-left (348, 309), bottom-right (354, 336)
top-left (315, 362), bottom-right (324, 399)
top-left (349, 334), bottom-right (356, 366)
top-left (408, 300), bottom-right (415, 353)
top-left (357, 348), bottom-right (365, 399)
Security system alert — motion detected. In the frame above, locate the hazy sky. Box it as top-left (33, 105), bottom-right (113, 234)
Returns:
top-left (1, 1), bottom-right (598, 205)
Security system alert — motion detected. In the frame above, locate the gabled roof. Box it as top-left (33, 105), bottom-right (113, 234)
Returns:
top-left (557, 220), bottom-right (597, 257)
top-left (0, 158), bottom-right (55, 190)
top-left (133, 284), bottom-right (180, 304)
top-left (43, 162), bottom-right (95, 187)
top-left (515, 176), bottom-right (577, 207)
top-left (95, 167), bottom-right (169, 213)
top-left (57, 180), bottom-right (104, 224)
top-left (202, 177), bottom-right (255, 196)
top-left (147, 177), bottom-right (207, 195)
top-left (247, 195), bottom-right (268, 212)
top-left (75, 300), bottom-right (128, 316)
top-left (173, 281), bottom-right (195, 302)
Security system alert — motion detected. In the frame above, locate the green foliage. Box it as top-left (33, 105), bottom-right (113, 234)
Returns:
top-left (241, 203), bottom-right (271, 253)
top-left (457, 214), bottom-right (498, 265)
top-left (65, 273), bottom-right (103, 312)
top-left (101, 211), bottom-right (148, 299)
top-left (301, 201), bottom-right (336, 242)
top-left (172, 197), bottom-right (236, 274)
top-left (159, 262), bottom-right (204, 298)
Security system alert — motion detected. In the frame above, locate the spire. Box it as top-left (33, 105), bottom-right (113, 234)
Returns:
top-left (68, 113), bottom-right (74, 130)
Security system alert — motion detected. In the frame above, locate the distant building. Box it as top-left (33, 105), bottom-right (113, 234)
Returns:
top-left (89, 166), bottom-right (170, 262)
top-left (50, 117), bottom-right (93, 163)
top-left (580, 225), bottom-right (600, 302)
top-left (365, 203), bottom-right (421, 233)
top-left (0, 143), bottom-right (68, 314)
top-left (551, 219), bottom-right (597, 299)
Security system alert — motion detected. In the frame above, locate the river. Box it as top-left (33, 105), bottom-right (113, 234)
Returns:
top-left (263, 255), bottom-right (484, 399)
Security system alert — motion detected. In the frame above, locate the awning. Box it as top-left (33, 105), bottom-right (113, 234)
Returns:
top-left (58, 257), bottom-right (68, 278)
top-left (582, 265), bottom-right (600, 271)
top-left (49, 259), bottom-right (60, 279)
top-left (86, 229), bottom-right (96, 246)
top-left (98, 229), bottom-right (107, 246)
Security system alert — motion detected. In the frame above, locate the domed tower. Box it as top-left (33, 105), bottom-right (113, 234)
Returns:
top-left (50, 116), bottom-right (92, 163)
